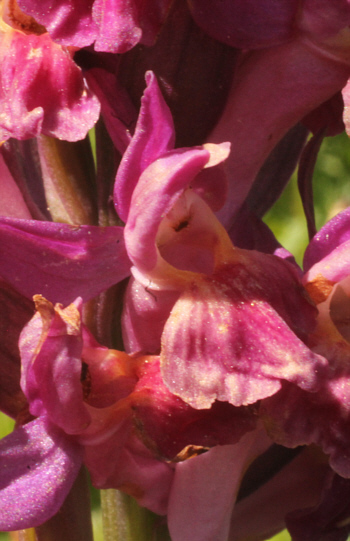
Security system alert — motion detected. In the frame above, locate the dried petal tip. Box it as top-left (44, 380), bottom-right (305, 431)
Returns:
top-left (33, 294), bottom-right (55, 317)
top-left (20, 296), bottom-right (90, 434)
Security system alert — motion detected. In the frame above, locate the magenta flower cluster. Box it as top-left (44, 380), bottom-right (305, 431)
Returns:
top-left (1, 1), bottom-right (350, 540)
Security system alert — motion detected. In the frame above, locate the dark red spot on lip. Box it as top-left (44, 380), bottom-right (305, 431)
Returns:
top-left (7, 0), bottom-right (46, 34)
top-left (80, 361), bottom-right (92, 400)
top-left (173, 220), bottom-right (189, 232)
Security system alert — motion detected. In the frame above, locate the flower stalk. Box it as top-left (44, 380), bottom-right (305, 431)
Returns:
top-left (101, 490), bottom-right (171, 541)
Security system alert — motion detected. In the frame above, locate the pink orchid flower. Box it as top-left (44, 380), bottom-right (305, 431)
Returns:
top-left (0, 71), bottom-right (331, 540)
top-left (0, 295), bottom-right (175, 530)
top-left (0, 0), bottom-right (100, 141)
top-left (261, 207), bottom-right (350, 478)
top-left (115, 72), bottom-right (327, 411)
top-left (17, 0), bottom-right (173, 52)
top-left (0, 294), bottom-right (265, 541)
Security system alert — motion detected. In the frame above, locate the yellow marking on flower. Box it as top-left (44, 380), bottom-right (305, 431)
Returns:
top-left (56, 302), bottom-right (81, 335)
top-left (173, 445), bottom-right (209, 462)
top-left (27, 47), bottom-right (42, 59)
top-left (202, 142), bottom-right (230, 167)
top-left (218, 323), bottom-right (228, 334)
top-left (305, 274), bottom-right (335, 304)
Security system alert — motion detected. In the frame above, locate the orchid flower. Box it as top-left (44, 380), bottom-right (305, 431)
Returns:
top-left (0, 70), bottom-right (332, 541)
top-left (223, 207), bottom-right (350, 541)
top-left (17, 0), bottom-right (173, 53)
top-left (0, 289), bottom-right (296, 541)
top-left (0, 0), bottom-right (100, 141)
top-left (0, 294), bottom-right (265, 540)
top-left (261, 209), bottom-right (350, 473)
top-left (0, 294), bottom-right (176, 530)
top-left (255, 207), bottom-right (350, 539)
top-left (1, 0), bottom-right (350, 538)
top-left (0, 71), bottom-right (329, 425)
top-left (114, 72), bottom-right (327, 412)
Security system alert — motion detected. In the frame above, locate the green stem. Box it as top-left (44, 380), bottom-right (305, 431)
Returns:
top-left (101, 490), bottom-right (171, 541)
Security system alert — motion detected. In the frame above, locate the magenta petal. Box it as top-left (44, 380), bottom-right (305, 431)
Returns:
top-left (105, 443), bottom-right (174, 515)
top-left (0, 417), bottom-right (83, 530)
top-left (0, 32), bottom-right (100, 141)
top-left (125, 147), bottom-right (210, 273)
top-left (85, 433), bottom-right (174, 515)
top-left (261, 377), bottom-right (350, 478)
top-left (20, 298), bottom-right (91, 434)
top-left (93, 0), bottom-right (174, 52)
top-left (168, 430), bottom-right (271, 541)
top-left (304, 240), bottom-right (350, 287)
top-left (92, 0), bottom-right (142, 53)
top-left (19, 0), bottom-right (171, 52)
top-left (122, 276), bottom-right (180, 354)
top-left (114, 71), bottom-right (175, 222)
top-left (0, 217), bottom-right (131, 304)
top-left (161, 260), bottom-right (326, 409)
top-left (85, 67), bottom-right (136, 154)
top-left (0, 154), bottom-right (31, 219)
top-left (304, 208), bottom-right (350, 271)
top-left (132, 357), bottom-right (257, 460)
top-left (17, 0), bottom-right (97, 49)
top-left (191, 163), bottom-right (228, 212)
top-left (135, 0), bottom-right (173, 46)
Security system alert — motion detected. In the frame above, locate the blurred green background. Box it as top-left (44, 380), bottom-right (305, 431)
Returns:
top-left (265, 131), bottom-right (350, 265)
top-left (1, 131), bottom-right (350, 540)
